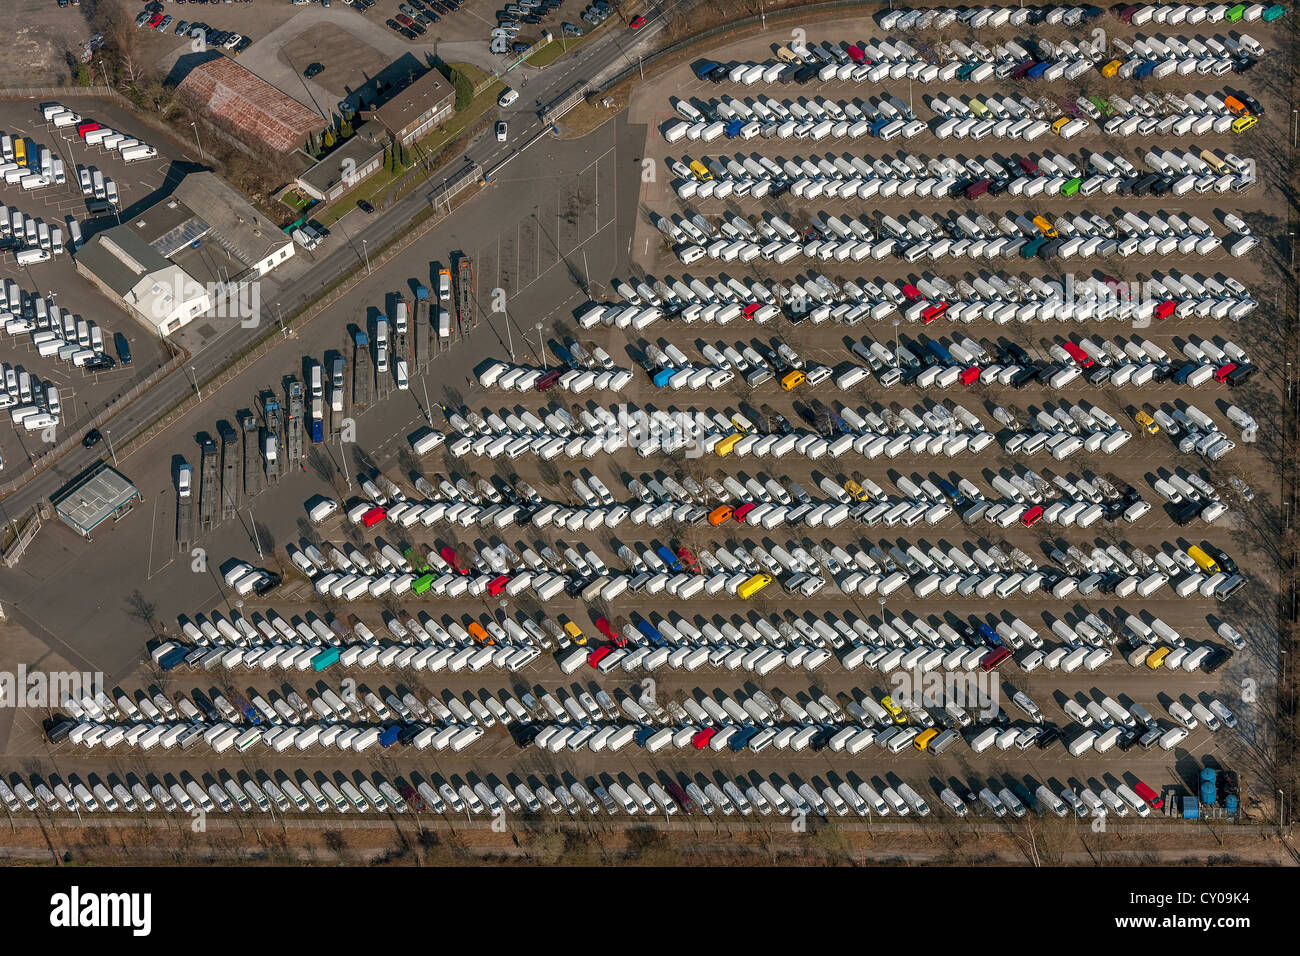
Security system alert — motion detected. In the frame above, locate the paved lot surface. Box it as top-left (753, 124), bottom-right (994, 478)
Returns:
top-left (0, 7), bottom-right (1284, 833)
top-left (0, 97), bottom-right (188, 479)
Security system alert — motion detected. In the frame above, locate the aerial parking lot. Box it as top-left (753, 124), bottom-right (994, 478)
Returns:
top-left (0, 1), bottom-right (1293, 877)
top-left (0, 97), bottom-right (188, 481)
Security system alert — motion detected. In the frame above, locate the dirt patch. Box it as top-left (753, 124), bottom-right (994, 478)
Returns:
top-left (0, 5), bottom-right (95, 87)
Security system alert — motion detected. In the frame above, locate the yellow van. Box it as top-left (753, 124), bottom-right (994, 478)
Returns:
top-left (1146, 647), bottom-right (1171, 669)
top-left (715, 433), bottom-right (742, 457)
top-left (969, 98), bottom-right (990, 118)
top-left (563, 621), bottom-right (587, 646)
top-left (914, 728), bottom-right (940, 751)
top-left (688, 159), bottom-right (713, 182)
top-left (736, 573), bottom-right (772, 599)
top-left (1051, 116), bottom-right (1071, 135)
top-left (1134, 410), bottom-right (1159, 435)
top-left (1032, 215), bottom-right (1057, 238)
top-left (1101, 59), bottom-right (1122, 77)
top-left (1231, 115), bottom-right (1257, 134)
top-left (844, 479), bottom-right (870, 501)
top-left (780, 369), bottom-right (806, 390)
top-left (1186, 545), bottom-right (1220, 574)
top-left (467, 621), bottom-right (494, 645)
top-left (880, 696), bottom-right (907, 724)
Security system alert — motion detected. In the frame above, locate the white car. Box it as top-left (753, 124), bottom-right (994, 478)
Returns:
top-left (495, 121), bottom-right (507, 142)
top-left (498, 87), bottom-right (519, 107)
top-left (1062, 699), bottom-right (1093, 727)
top-left (1217, 622), bottom-right (1246, 650)
top-left (1207, 698), bottom-right (1237, 729)
top-left (676, 244), bottom-right (704, 264)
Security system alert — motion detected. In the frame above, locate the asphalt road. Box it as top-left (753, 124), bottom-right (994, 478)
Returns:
top-left (0, 1), bottom-right (681, 516)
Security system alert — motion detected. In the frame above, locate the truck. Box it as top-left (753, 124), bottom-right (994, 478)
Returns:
top-left (310, 397), bottom-right (324, 442)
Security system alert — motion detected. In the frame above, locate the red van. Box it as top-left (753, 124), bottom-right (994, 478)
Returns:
top-left (587, 646), bottom-right (613, 669)
top-left (1020, 505), bottom-right (1043, 527)
top-left (1062, 341), bottom-right (1093, 367)
top-left (1213, 363), bottom-right (1237, 383)
top-left (691, 728), bottom-right (717, 749)
top-left (964, 178), bottom-right (990, 200)
top-left (535, 369), bottom-right (563, 391)
top-left (846, 44), bottom-right (866, 63)
top-left (77, 121), bottom-right (101, 138)
top-left (979, 647), bottom-right (1012, 672)
top-left (901, 283), bottom-right (923, 301)
top-left (959, 366), bottom-right (981, 385)
top-left (440, 546), bottom-right (470, 575)
top-left (1133, 780), bottom-right (1163, 810)
top-left (733, 502), bottom-right (757, 522)
top-left (921, 303), bottom-right (948, 323)
top-left (360, 506), bottom-right (387, 528)
top-left (1153, 300), bottom-right (1176, 320)
top-left (595, 617), bottom-right (621, 643)
top-left (487, 575), bottom-right (510, 596)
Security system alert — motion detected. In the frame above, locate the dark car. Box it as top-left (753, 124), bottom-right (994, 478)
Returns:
top-left (357, 199), bottom-right (375, 214)
top-left (1036, 725), bottom-right (1062, 750)
top-left (82, 429), bottom-right (102, 448)
top-left (304, 62), bottom-right (325, 78)
top-left (1210, 547), bottom-right (1239, 577)
top-left (253, 572), bottom-right (282, 597)
top-left (511, 41), bottom-right (529, 53)
top-left (1238, 93), bottom-right (1264, 116)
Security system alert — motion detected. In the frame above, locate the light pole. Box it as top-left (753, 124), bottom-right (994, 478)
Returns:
top-left (188, 365), bottom-right (202, 402)
top-left (361, 239), bottom-right (370, 274)
top-left (535, 322), bottom-right (546, 367)
top-left (190, 121), bottom-right (204, 160)
top-left (248, 508), bottom-right (263, 558)
top-left (276, 301), bottom-right (287, 338)
top-left (104, 429), bottom-right (118, 467)
top-left (420, 375), bottom-right (433, 426)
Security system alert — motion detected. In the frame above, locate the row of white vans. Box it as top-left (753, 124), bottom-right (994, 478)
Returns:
top-left (1000, 409), bottom-right (1236, 465)
top-left (674, 208), bottom-right (1246, 267)
top-left (0, 770), bottom-right (446, 818)
top-left (41, 102), bottom-right (158, 165)
top-left (673, 142), bottom-right (1254, 203)
top-left (5, 309), bottom-right (106, 372)
top-left (880, 2), bottom-right (1269, 31)
top-left (687, 142), bottom-right (1257, 196)
top-left (0, 129), bottom-right (62, 191)
top-left (666, 91), bottom-right (1255, 149)
top-left (57, 717), bottom-right (485, 758)
top-left (0, 765), bottom-right (1165, 820)
top-left (1, 368), bottom-right (61, 433)
top-left (600, 260), bottom-right (1257, 325)
top-left (0, 205), bottom-right (69, 256)
top-left (76, 165), bottom-right (119, 209)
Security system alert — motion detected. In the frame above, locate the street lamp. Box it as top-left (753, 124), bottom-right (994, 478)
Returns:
top-left (535, 322), bottom-right (546, 368)
top-left (188, 365), bottom-right (202, 402)
top-left (104, 429), bottom-right (118, 467)
top-left (276, 301), bottom-right (287, 338)
top-left (190, 121), bottom-right (204, 161)
top-left (361, 239), bottom-right (371, 275)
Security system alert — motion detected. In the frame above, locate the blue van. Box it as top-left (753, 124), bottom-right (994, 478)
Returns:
top-left (935, 478), bottom-right (965, 505)
top-left (655, 545), bottom-right (683, 572)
